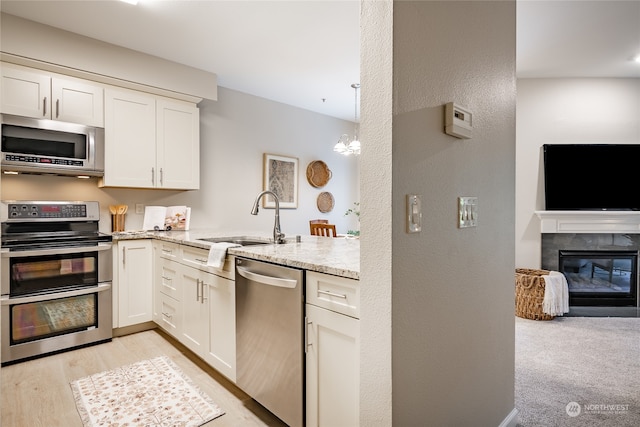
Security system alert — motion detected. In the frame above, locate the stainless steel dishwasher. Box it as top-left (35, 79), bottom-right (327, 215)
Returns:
top-left (235, 257), bottom-right (305, 427)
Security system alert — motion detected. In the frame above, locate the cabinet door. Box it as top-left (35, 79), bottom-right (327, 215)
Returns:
top-left (117, 240), bottom-right (153, 327)
top-left (52, 77), bottom-right (104, 127)
top-left (203, 274), bottom-right (236, 382)
top-left (1, 64), bottom-right (50, 118)
top-left (306, 304), bottom-right (360, 427)
top-left (180, 267), bottom-right (209, 356)
top-left (103, 88), bottom-right (156, 188)
top-left (156, 98), bottom-right (200, 190)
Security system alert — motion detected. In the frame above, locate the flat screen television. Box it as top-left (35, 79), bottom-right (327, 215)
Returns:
top-left (543, 144), bottom-right (640, 211)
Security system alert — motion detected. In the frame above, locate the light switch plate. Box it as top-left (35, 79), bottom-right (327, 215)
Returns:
top-left (458, 197), bottom-right (478, 228)
top-left (407, 194), bottom-right (422, 233)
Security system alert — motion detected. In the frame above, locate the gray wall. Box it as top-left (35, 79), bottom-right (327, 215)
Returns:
top-left (361, 1), bottom-right (517, 424)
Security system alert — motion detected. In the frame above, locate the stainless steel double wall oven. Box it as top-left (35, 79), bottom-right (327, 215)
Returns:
top-left (1, 201), bottom-right (112, 364)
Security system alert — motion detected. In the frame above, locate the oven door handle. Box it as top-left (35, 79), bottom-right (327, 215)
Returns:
top-left (1, 282), bottom-right (112, 305)
top-left (1, 242), bottom-right (112, 258)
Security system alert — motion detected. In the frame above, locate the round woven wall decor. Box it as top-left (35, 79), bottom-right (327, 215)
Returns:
top-left (317, 192), bottom-right (335, 213)
top-left (306, 160), bottom-right (332, 188)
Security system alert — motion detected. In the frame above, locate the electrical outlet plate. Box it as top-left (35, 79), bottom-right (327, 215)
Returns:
top-left (458, 197), bottom-right (478, 228)
top-left (135, 204), bottom-right (144, 214)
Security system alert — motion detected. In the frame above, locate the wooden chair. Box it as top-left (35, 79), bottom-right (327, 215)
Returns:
top-left (309, 219), bottom-right (328, 234)
top-left (310, 223), bottom-right (337, 237)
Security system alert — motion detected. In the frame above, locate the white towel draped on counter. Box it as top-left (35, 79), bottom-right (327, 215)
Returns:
top-left (207, 242), bottom-right (241, 269)
top-left (542, 271), bottom-right (570, 316)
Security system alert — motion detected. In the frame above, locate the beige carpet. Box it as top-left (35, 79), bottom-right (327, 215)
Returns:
top-left (70, 356), bottom-right (224, 427)
top-left (516, 316), bottom-right (640, 427)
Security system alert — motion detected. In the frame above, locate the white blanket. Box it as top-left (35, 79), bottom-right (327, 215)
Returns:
top-left (207, 242), bottom-right (240, 269)
top-left (542, 271), bottom-right (570, 316)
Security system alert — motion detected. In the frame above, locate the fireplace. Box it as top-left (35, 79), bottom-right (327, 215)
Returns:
top-left (558, 250), bottom-right (638, 307)
top-left (541, 233), bottom-right (640, 310)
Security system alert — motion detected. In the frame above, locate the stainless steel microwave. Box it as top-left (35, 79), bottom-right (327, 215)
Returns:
top-left (0, 114), bottom-right (104, 176)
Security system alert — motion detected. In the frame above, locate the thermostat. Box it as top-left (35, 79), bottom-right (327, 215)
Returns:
top-left (444, 102), bottom-right (473, 139)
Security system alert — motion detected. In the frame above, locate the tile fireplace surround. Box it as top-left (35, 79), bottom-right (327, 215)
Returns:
top-left (535, 211), bottom-right (640, 263)
top-left (536, 211), bottom-right (640, 316)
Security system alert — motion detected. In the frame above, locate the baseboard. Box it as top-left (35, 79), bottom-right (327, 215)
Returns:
top-left (112, 321), bottom-right (157, 337)
top-left (498, 408), bottom-right (519, 427)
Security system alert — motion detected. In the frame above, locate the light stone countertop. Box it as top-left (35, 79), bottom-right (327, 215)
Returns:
top-left (112, 229), bottom-right (360, 280)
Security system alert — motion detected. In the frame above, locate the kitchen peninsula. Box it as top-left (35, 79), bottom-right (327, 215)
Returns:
top-left (112, 230), bottom-right (360, 427)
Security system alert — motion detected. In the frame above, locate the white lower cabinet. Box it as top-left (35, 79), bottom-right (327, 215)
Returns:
top-left (152, 242), bottom-right (236, 382)
top-left (116, 240), bottom-right (153, 328)
top-left (306, 271), bottom-right (360, 427)
top-left (203, 273), bottom-right (236, 382)
top-left (153, 242), bottom-right (182, 337)
top-left (156, 291), bottom-right (181, 337)
top-left (180, 266), bottom-right (210, 356)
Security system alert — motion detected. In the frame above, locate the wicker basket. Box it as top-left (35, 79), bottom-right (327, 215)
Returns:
top-left (515, 268), bottom-right (555, 320)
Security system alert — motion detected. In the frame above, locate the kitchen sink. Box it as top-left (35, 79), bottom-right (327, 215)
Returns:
top-left (198, 236), bottom-right (272, 246)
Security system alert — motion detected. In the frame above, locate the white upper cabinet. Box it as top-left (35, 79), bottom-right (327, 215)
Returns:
top-left (157, 99), bottom-right (200, 190)
top-left (103, 88), bottom-right (157, 188)
top-left (1, 63), bottom-right (104, 127)
top-left (101, 87), bottom-right (200, 190)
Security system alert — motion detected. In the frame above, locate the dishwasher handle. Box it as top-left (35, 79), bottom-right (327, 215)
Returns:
top-left (236, 265), bottom-right (298, 288)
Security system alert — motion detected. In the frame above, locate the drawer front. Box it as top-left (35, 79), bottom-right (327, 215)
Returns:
top-left (157, 241), bottom-right (180, 260)
top-left (306, 271), bottom-right (360, 319)
top-left (158, 260), bottom-right (180, 300)
top-left (157, 293), bottom-right (181, 337)
top-left (181, 245), bottom-right (235, 280)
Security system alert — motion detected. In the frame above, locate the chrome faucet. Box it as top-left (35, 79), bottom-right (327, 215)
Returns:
top-left (251, 190), bottom-right (286, 244)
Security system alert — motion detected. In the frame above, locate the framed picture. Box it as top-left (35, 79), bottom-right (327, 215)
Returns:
top-left (263, 153), bottom-right (299, 209)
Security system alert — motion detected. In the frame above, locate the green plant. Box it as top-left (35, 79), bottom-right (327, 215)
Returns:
top-left (345, 202), bottom-right (360, 236)
top-left (344, 202), bottom-right (360, 219)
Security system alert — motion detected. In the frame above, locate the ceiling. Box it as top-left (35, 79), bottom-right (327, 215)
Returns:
top-left (1, 1), bottom-right (639, 122)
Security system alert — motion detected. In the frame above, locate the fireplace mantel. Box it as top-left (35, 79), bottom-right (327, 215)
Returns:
top-left (535, 211), bottom-right (640, 234)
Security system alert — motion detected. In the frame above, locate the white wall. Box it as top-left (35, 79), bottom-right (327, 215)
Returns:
top-left (516, 78), bottom-right (640, 268)
top-left (362, 1), bottom-right (517, 425)
top-left (1, 86), bottom-right (359, 236)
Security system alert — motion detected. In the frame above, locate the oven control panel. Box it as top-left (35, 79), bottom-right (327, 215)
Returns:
top-left (1, 201), bottom-right (100, 221)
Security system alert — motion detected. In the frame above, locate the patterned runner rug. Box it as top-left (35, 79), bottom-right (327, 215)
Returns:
top-left (70, 356), bottom-right (224, 426)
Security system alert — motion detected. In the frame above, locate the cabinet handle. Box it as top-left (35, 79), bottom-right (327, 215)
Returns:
top-left (151, 167), bottom-right (155, 185)
top-left (160, 168), bottom-right (164, 186)
top-left (317, 289), bottom-right (347, 299)
top-left (55, 99), bottom-right (60, 118)
top-left (161, 312), bottom-right (173, 319)
top-left (122, 247), bottom-right (126, 266)
top-left (161, 275), bottom-right (172, 282)
top-left (43, 97), bottom-right (47, 116)
top-left (196, 278), bottom-right (201, 302)
top-left (195, 258), bottom-right (208, 264)
top-left (305, 316), bottom-right (312, 353)
top-left (201, 281), bottom-right (207, 303)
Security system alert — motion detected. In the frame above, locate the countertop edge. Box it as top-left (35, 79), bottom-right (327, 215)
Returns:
top-left (112, 230), bottom-right (360, 280)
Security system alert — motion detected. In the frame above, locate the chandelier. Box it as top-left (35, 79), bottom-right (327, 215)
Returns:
top-left (334, 83), bottom-right (361, 156)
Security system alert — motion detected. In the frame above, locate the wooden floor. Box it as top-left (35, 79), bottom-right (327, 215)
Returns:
top-left (1, 329), bottom-right (288, 427)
